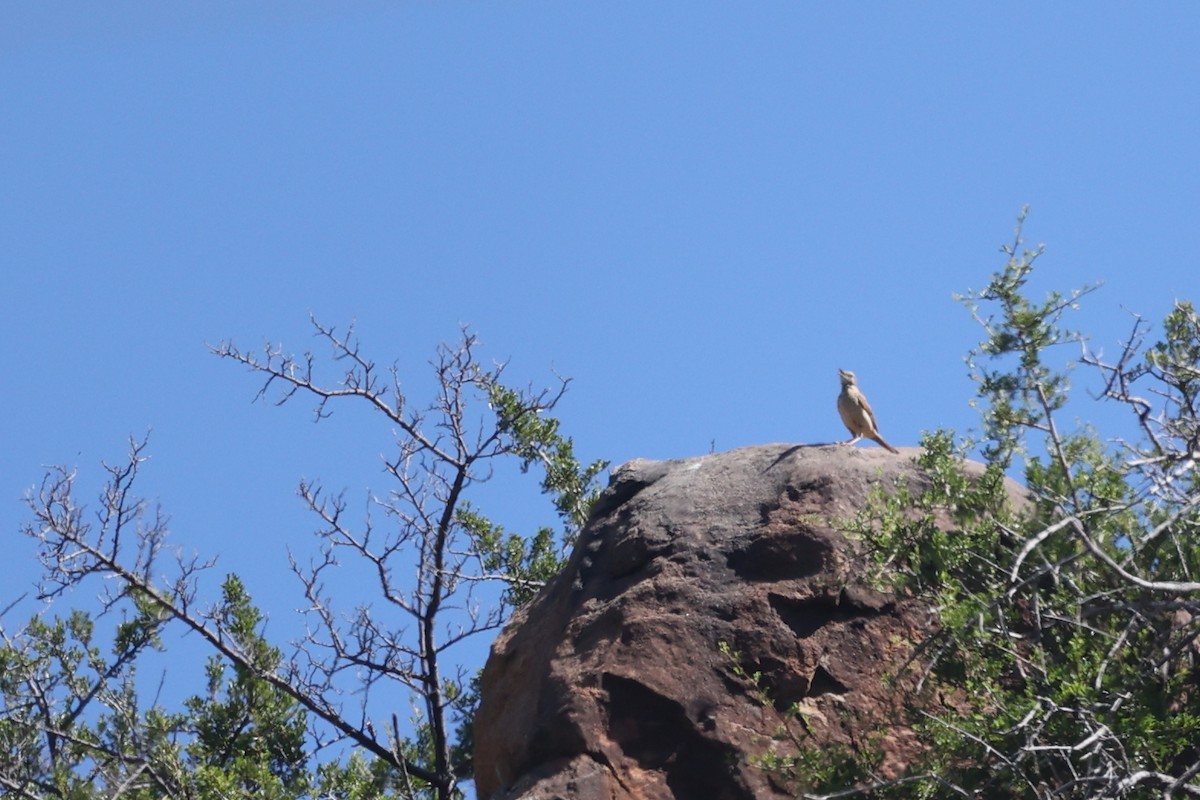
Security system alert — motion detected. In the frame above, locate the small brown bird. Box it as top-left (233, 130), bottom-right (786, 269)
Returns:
top-left (837, 369), bottom-right (899, 454)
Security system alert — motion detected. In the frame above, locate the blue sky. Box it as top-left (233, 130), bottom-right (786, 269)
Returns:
top-left (2, 0), bottom-right (1198, 759)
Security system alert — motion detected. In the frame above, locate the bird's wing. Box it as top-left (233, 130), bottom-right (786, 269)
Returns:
top-left (856, 391), bottom-right (880, 431)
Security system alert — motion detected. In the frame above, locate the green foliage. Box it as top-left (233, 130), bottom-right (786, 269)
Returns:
top-left (455, 508), bottom-right (561, 607)
top-left (182, 575), bottom-right (309, 799)
top-left (312, 751), bottom-right (407, 800)
top-left (0, 605), bottom-right (176, 799)
top-left (752, 214), bottom-right (1200, 799)
top-left (955, 207), bottom-right (1097, 469)
top-left (488, 382), bottom-right (609, 533)
top-left (0, 578), bottom-right (314, 799)
top-left (459, 382), bottom-right (608, 607)
top-left (848, 217), bottom-right (1200, 798)
top-left (852, 430), bottom-right (1017, 597)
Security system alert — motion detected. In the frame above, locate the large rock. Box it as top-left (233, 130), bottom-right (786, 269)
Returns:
top-left (474, 443), bottom-right (1015, 800)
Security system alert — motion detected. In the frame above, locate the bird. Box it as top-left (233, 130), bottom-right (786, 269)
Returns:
top-left (837, 369), bottom-right (900, 454)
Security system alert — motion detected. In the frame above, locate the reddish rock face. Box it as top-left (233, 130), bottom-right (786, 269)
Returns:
top-left (474, 444), bottom-right (1003, 800)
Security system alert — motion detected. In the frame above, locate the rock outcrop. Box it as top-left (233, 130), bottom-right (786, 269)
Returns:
top-left (474, 443), bottom-right (1014, 800)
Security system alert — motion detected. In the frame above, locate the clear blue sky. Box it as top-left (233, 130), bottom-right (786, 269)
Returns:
top-left (2, 0), bottom-right (1197, 756)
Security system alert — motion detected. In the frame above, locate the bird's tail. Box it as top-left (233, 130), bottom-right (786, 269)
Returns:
top-left (872, 435), bottom-right (900, 455)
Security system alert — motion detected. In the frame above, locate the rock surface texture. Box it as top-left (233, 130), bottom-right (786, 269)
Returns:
top-left (474, 443), bottom-right (1011, 800)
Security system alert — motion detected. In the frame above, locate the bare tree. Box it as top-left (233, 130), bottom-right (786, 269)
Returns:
top-left (7, 320), bottom-right (604, 800)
